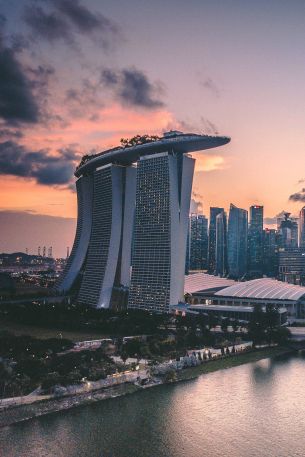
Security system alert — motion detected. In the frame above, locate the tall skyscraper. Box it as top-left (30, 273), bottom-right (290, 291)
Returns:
top-left (299, 206), bottom-right (305, 248)
top-left (248, 205), bottom-right (264, 277)
top-left (76, 164), bottom-right (136, 308)
top-left (263, 228), bottom-right (279, 277)
top-left (215, 211), bottom-right (227, 276)
top-left (227, 204), bottom-right (248, 279)
top-left (128, 152), bottom-right (194, 312)
top-left (208, 207), bottom-right (224, 273)
top-left (56, 131), bottom-right (230, 310)
top-left (278, 213), bottom-right (298, 248)
top-left (189, 213), bottom-right (208, 270)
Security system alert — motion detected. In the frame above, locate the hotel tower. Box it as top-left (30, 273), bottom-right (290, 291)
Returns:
top-left (56, 131), bottom-right (230, 312)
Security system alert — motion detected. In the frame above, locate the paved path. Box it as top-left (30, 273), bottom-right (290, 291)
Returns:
top-left (0, 369), bottom-right (148, 410)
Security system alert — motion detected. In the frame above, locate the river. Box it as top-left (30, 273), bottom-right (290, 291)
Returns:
top-left (1, 353), bottom-right (305, 457)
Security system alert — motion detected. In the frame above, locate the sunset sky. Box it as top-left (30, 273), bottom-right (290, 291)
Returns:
top-left (1, 0), bottom-right (305, 256)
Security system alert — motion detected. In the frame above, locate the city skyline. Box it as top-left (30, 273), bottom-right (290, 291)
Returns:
top-left (1, 1), bottom-right (305, 257)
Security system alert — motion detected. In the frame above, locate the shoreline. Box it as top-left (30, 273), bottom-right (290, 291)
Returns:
top-left (0, 346), bottom-right (294, 429)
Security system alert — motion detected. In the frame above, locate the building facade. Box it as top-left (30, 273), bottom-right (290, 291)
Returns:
top-left (208, 207), bottom-right (224, 274)
top-left (278, 248), bottom-right (305, 285)
top-left (263, 228), bottom-right (279, 277)
top-left (278, 213), bottom-right (298, 249)
top-left (189, 213), bottom-right (208, 270)
top-left (215, 211), bottom-right (227, 276)
top-left (299, 206), bottom-right (305, 248)
top-left (248, 205), bottom-right (264, 277)
top-left (227, 204), bottom-right (248, 279)
top-left (128, 152), bottom-right (194, 313)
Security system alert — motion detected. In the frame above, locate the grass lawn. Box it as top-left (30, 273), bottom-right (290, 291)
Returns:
top-left (0, 319), bottom-right (110, 342)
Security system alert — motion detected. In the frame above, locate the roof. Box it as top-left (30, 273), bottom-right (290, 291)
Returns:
top-left (75, 132), bottom-right (230, 177)
top-left (214, 278), bottom-right (305, 301)
top-left (184, 273), bottom-right (236, 295)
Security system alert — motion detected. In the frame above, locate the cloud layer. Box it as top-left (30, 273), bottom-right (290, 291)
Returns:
top-left (289, 188), bottom-right (305, 203)
top-left (0, 141), bottom-right (79, 186)
top-left (24, 0), bottom-right (120, 48)
top-left (0, 38), bottom-right (39, 124)
top-left (101, 68), bottom-right (165, 109)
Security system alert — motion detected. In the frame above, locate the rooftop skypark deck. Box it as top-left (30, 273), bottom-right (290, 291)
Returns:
top-left (75, 131), bottom-right (230, 177)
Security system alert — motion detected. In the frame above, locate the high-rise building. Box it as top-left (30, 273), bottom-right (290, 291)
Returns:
top-left (189, 213), bottom-right (208, 270)
top-left (248, 205), bottom-right (263, 277)
top-left (227, 204), bottom-right (248, 279)
top-left (279, 248), bottom-right (305, 285)
top-left (128, 152), bottom-right (194, 312)
top-left (76, 165), bottom-right (136, 308)
top-left (215, 211), bottom-right (227, 276)
top-left (299, 206), bottom-right (305, 248)
top-left (278, 213), bottom-right (298, 248)
top-left (185, 219), bottom-right (190, 275)
top-left (263, 228), bottom-right (279, 277)
top-left (56, 131), bottom-right (230, 310)
top-left (208, 207), bottom-right (224, 273)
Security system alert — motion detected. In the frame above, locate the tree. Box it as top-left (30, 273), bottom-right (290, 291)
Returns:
top-left (272, 327), bottom-right (291, 345)
top-left (208, 314), bottom-right (218, 330)
top-left (164, 369), bottom-right (177, 383)
top-left (120, 352), bottom-right (128, 366)
top-left (248, 304), bottom-right (266, 347)
top-left (221, 317), bottom-right (230, 336)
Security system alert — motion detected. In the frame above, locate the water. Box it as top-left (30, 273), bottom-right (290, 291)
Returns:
top-left (1, 353), bottom-right (305, 457)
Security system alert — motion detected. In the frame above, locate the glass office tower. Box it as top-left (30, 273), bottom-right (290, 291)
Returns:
top-left (227, 203), bottom-right (248, 279)
top-left (189, 214), bottom-right (208, 270)
top-left (215, 211), bottom-right (228, 276)
top-left (248, 205), bottom-right (264, 277)
top-left (208, 207), bottom-right (224, 273)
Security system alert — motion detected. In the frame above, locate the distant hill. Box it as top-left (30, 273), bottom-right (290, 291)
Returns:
top-left (0, 252), bottom-right (54, 266)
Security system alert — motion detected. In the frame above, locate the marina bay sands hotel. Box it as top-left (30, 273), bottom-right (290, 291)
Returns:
top-left (56, 131), bottom-right (230, 312)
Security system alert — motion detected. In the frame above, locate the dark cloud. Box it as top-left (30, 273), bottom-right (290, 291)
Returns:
top-left (101, 67), bottom-right (165, 109)
top-left (0, 39), bottom-right (39, 124)
top-left (9, 33), bottom-right (30, 53)
top-left (0, 141), bottom-right (80, 186)
top-left (164, 117), bottom-right (219, 136)
top-left (201, 77), bottom-right (220, 97)
top-left (297, 178), bottom-right (305, 185)
top-left (52, 0), bottom-right (120, 47)
top-left (289, 188), bottom-right (305, 203)
top-left (24, 1), bottom-right (120, 49)
top-left (0, 129), bottom-right (23, 139)
top-left (65, 79), bottom-right (103, 117)
top-left (24, 5), bottom-right (73, 44)
top-left (200, 117), bottom-right (219, 135)
top-left (0, 14), bottom-right (6, 29)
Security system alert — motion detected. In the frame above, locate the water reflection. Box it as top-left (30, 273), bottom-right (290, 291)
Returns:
top-left (1, 355), bottom-right (305, 457)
